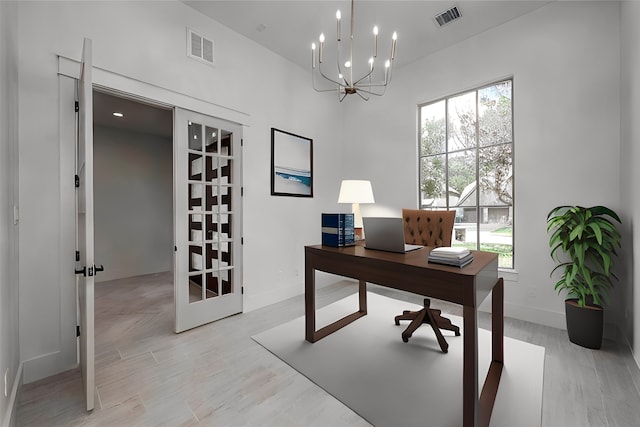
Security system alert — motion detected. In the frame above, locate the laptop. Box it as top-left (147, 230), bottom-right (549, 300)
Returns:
top-left (362, 217), bottom-right (424, 253)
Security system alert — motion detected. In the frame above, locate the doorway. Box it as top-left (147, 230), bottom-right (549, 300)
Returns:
top-left (89, 88), bottom-right (245, 334)
top-left (92, 90), bottom-right (173, 284)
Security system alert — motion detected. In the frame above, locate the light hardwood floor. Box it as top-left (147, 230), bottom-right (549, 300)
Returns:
top-left (16, 272), bottom-right (640, 426)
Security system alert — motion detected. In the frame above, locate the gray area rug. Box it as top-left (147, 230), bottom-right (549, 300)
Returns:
top-left (252, 292), bottom-right (544, 427)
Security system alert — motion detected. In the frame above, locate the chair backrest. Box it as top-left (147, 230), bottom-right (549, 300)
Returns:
top-left (402, 209), bottom-right (455, 247)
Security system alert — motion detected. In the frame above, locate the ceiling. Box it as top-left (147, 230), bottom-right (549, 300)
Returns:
top-left (94, 1), bottom-right (551, 137)
top-left (93, 90), bottom-right (172, 138)
top-left (183, 1), bottom-right (551, 70)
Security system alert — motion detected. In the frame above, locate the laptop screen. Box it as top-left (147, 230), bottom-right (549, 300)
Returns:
top-left (362, 217), bottom-right (423, 253)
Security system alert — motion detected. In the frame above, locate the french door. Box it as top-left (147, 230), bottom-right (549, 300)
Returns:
top-left (76, 37), bottom-right (96, 411)
top-left (174, 108), bottom-right (243, 333)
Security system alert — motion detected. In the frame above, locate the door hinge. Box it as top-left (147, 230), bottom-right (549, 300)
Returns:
top-left (75, 175), bottom-right (80, 188)
top-left (75, 251), bottom-right (80, 262)
top-left (174, 246), bottom-right (177, 252)
top-left (241, 237), bottom-right (243, 245)
top-left (241, 287), bottom-right (244, 295)
top-left (241, 187), bottom-right (244, 197)
top-left (241, 138), bottom-right (243, 147)
top-left (76, 325), bottom-right (81, 337)
top-left (75, 101), bottom-right (79, 112)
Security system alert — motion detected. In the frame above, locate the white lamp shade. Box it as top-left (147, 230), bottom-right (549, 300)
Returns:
top-left (337, 180), bottom-right (375, 204)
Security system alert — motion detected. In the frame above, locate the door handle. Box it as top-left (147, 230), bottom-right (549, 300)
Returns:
top-left (74, 264), bottom-right (104, 277)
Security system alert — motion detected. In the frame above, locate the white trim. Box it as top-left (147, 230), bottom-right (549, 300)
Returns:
top-left (57, 55), bottom-right (250, 127)
top-left (2, 362), bottom-right (22, 427)
top-left (498, 269), bottom-right (518, 282)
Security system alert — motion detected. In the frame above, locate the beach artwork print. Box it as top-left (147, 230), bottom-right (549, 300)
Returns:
top-left (271, 128), bottom-right (313, 197)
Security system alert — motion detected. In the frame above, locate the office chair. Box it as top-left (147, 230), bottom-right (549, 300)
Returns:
top-left (394, 208), bottom-right (460, 353)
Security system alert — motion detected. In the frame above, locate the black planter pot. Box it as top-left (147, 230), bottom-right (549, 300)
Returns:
top-left (565, 299), bottom-right (604, 349)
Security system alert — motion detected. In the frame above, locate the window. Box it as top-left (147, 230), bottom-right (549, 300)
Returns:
top-left (418, 79), bottom-right (513, 268)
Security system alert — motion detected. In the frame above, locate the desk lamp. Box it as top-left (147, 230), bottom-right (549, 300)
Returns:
top-left (338, 180), bottom-right (375, 239)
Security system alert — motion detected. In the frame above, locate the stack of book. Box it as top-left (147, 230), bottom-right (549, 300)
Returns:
top-left (321, 213), bottom-right (355, 247)
top-left (428, 246), bottom-right (473, 268)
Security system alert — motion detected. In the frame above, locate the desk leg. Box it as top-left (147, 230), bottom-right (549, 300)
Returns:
top-left (359, 280), bottom-right (367, 315)
top-left (478, 278), bottom-right (505, 427)
top-left (304, 261), bottom-right (368, 343)
top-left (492, 278), bottom-right (504, 363)
top-left (305, 262), bottom-right (316, 343)
top-left (463, 305), bottom-right (478, 427)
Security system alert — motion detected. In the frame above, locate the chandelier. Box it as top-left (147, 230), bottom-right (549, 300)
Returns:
top-left (311, 0), bottom-right (397, 102)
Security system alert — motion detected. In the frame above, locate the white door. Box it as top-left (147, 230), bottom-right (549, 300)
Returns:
top-left (75, 37), bottom-right (96, 411)
top-left (174, 108), bottom-right (243, 333)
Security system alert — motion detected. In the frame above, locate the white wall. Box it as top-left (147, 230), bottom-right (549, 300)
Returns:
top-left (343, 1), bottom-right (623, 330)
top-left (94, 125), bottom-right (173, 283)
top-left (0, 0), bottom-right (20, 424)
top-left (17, 1), bottom-right (341, 382)
top-left (14, 0), bottom-right (636, 384)
top-left (620, 0), bottom-right (640, 367)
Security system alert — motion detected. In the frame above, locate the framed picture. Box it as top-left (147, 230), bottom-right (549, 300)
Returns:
top-left (271, 128), bottom-right (313, 197)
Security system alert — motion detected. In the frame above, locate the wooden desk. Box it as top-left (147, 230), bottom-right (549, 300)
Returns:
top-left (305, 244), bottom-right (503, 427)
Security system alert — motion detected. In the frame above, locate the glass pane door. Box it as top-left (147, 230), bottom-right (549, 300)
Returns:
top-left (175, 109), bottom-right (242, 332)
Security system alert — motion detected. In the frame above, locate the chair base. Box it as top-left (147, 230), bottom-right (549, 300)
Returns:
top-left (394, 298), bottom-right (460, 353)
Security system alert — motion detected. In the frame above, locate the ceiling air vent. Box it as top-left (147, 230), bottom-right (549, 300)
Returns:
top-left (187, 28), bottom-right (214, 66)
top-left (434, 6), bottom-right (461, 27)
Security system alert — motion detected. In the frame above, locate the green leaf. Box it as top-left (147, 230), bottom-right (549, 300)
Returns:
top-left (546, 205), bottom-right (621, 304)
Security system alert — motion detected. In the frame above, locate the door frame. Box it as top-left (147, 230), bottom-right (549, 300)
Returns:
top-left (58, 55), bottom-right (249, 363)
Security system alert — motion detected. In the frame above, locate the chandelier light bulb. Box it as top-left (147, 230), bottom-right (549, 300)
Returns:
top-left (391, 32), bottom-right (397, 60)
top-left (345, 61), bottom-right (351, 68)
top-left (373, 25), bottom-right (379, 57)
top-left (319, 33), bottom-right (325, 63)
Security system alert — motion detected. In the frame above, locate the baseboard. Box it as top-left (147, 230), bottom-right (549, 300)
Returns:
top-left (244, 282), bottom-right (302, 312)
top-left (21, 350), bottom-right (76, 384)
top-left (244, 273), bottom-right (346, 313)
top-left (2, 362), bottom-right (23, 427)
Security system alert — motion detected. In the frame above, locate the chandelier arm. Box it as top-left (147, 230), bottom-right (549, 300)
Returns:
top-left (336, 38), bottom-right (349, 86)
top-left (354, 81), bottom-right (390, 89)
top-left (317, 61), bottom-right (345, 87)
top-left (385, 63), bottom-right (394, 85)
top-left (352, 86), bottom-right (384, 97)
top-left (352, 68), bottom-right (375, 86)
top-left (356, 90), bottom-right (370, 101)
top-left (312, 69), bottom-right (344, 92)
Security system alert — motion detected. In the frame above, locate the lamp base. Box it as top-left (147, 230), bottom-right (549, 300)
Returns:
top-left (355, 227), bottom-right (363, 240)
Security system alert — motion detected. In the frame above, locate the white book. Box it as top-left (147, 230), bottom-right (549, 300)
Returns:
top-left (429, 247), bottom-right (470, 259)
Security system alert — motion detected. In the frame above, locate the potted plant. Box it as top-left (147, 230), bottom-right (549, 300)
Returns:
top-left (546, 205), bottom-right (622, 349)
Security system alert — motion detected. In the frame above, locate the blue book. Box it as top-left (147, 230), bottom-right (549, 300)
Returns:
top-left (321, 213), bottom-right (355, 247)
